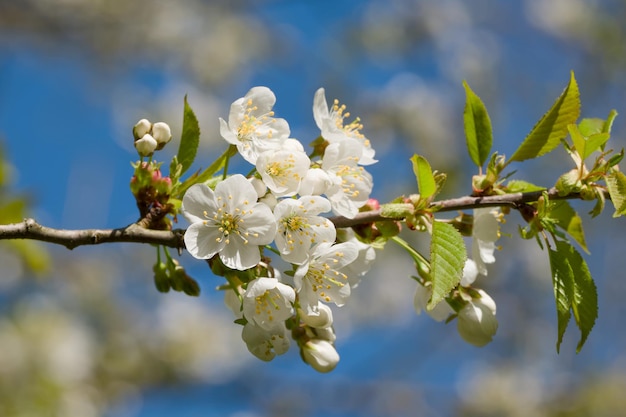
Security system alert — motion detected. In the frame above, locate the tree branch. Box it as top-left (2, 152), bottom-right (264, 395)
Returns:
top-left (0, 187), bottom-right (597, 250)
top-left (0, 218), bottom-right (185, 250)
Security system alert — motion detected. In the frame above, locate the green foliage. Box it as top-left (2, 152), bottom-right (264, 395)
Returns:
top-left (568, 124), bottom-right (610, 160)
top-left (578, 109), bottom-right (618, 152)
top-left (505, 179), bottom-right (545, 193)
top-left (463, 80), bottom-right (493, 168)
top-left (428, 221), bottom-right (466, 310)
top-left (509, 71), bottom-right (581, 163)
top-left (606, 170), bottom-right (626, 217)
top-left (411, 154), bottom-right (436, 198)
top-left (548, 239), bottom-right (598, 353)
top-left (550, 201), bottom-right (588, 253)
top-left (173, 145), bottom-right (237, 198)
top-left (177, 95), bottom-right (201, 176)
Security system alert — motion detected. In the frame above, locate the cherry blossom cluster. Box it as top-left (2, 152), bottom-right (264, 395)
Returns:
top-left (414, 208), bottom-right (502, 346)
top-left (180, 87), bottom-right (376, 371)
top-left (133, 118), bottom-right (173, 157)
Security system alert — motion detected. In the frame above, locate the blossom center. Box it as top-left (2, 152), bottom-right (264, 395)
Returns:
top-left (254, 290), bottom-right (282, 323)
top-left (331, 98), bottom-right (364, 139)
top-left (307, 258), bottom-right (348, 303)
top-left (237, 99), bottom-right (275, 142)
top-left (265, 156), bottom-right (299, 184)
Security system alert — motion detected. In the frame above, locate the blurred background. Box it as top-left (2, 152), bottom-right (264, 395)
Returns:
top-left (1, 0), bottom-right (626, 416)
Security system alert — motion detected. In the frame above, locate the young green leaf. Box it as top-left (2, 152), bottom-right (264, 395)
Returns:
top-left (505, 179), bottom-right (545, 193)
top-left (509, 71), bottom-right (581, 163)
top-left (548, 246), bottom-right (573, 353)
top-left (548, 240), bottom-right (598, 353)
top-left (428, 221), bottom-right (466, 310)
top-left (411, 154), bottom-right (436, 199)
top-left (606, 170), bottom-right (626, 217)
top-left (578, 110), bottom-right (617, 152)
top-left (177, 95), bottom-right (200, 176)
top-left (602, 109), bottom-right (618, 135)
top-left (550, 201), bottom-right (588, 253)
top-left (577, 118), bottom-right (604, 137)
top-left (463, 81), bottom-right (493, 168)
top-left (568, 123), bottom-right (586, 158)
top-left (173, 145), bottom-right (237, 198)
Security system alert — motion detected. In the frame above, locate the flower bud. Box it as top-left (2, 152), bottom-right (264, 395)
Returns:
top-left (301, 339), bottom-right (339, 373)
top-left (312, 326), bottom-right (336, 343)
top-left (153, 261), bottom-right (171, 293)
top-left (300, 168), bottom-right (332, 196)
top-left (133, 118), bottom-right (152, 140)
top-left (134, 134), bottom-right (158, 157)
top-left (249, 177), bottom-right (267, 199)
top-left (457, 289), bottom-right (498, 346)
top-left (299, 302), bottom-right (333, 329)
top-left (152, 122), bottom-right (172, 150)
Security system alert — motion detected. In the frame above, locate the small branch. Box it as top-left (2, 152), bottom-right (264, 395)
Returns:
top-left (330, 187), bottom-right (580, 228)
top-left (0, 188), bottom-right (597, 250)
top-left (0, 218), bottom-right (185, 250)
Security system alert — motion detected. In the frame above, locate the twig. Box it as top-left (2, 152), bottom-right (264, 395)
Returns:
top-left (0, 218), bottom-right (185, 250)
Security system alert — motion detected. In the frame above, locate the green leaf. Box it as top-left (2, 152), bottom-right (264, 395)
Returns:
top-left (505, 179), bottom-right (545, 193)
top-left (550, 201), bottom-right (588, 253)
top-left (428, 222), bottom-right (466, 310)
top-left (509, 71), bottom-right (581, 163)
top-left (583, 133), bottom-right (610, 160)
top-left (577, 118), bottom-right (604, 137)
top-left (578, 110), bottom-right (618, 152)
top-left (606, 170), bottom-right (626, 217)
top-left (602, 109), bottom-right (618, 135)
top-left (173, 145), bottom-right (237, 199)
top-left (568, 123), bottom-right (610, 160)
top-left (549, 240), bottom-right (598, 353)
top-left (462, 81), bottom-right (493, 168)
top-left (554, 169), bottom-right (581, 196)
top-left (177, 95), bottom-right (200, 176)
top-left (548, 245), bottom-right (574, 353)
top-left (568, 123), bottom-right (586, 158)
top-left (410, 154), bottom-right (436, 199)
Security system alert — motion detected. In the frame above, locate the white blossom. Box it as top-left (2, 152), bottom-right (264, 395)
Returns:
top-left (181, 174), bottom-right (277, 270)
top-left (274, 196), bottom-right (336, 265)
top-left (414, 283), bottom-right (455, 322)
top-left (299, 168), bottom-right (334, 196)
top-left (336, 228), bottom-right (376, 286)
top-left (219, 86), bottom-right (290, 165)
top-left (256, 148), bottom-right (310, 197)
top-left (460, 259), bottom-right (479, 287)
top-left (471, 208), bottom-right (502, 276)
top-left (313, 87), bottom-right (377, 165)
top-left (294, 242), bottom-right (359, 314)
top-left (242, 322), bottom-right (290, 361)
top-left (299, 302), bottom-right (334, 329)
top-left (457, 289), bottom-right (498, 346)
top-left (322, 140), bottom-right (374, 218)
top-left (242, 277), bottom-right (295, 330)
